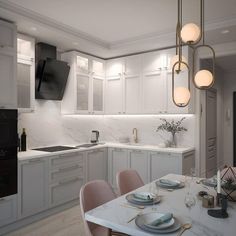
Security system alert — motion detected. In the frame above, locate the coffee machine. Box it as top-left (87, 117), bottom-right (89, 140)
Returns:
top-left (91, 130), bottom-right (99, 143)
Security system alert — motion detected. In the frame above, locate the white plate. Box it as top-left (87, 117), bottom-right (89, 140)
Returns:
top-left (136, 212), bottom-right (175, 230)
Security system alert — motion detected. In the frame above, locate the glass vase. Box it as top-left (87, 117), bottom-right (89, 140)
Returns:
top-left (170, 133), bottom-right (177, 147)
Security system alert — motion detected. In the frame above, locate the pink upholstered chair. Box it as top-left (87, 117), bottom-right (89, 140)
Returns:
top-left (80, 180), bottom-right (126, 236)
top-left (116, 169), bottom-right (144, 195)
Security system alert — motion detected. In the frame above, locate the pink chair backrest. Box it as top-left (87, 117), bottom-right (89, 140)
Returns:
top-left (80, 180), bottom-right (116, 235)
top-left (221, 167), bottom-right (236, 180)
top-left (117, 169), bottom-right (144, 195)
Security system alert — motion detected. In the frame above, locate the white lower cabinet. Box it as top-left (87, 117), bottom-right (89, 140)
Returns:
top-left (128, 149), bottom-right (149, 184)
top-left (18, 158), bottom-right (49, 218)
top-left (49, 152), bottom-right (85, 207)
top-left (86, 148), bottom-right (107, 182)
top-left (108, 148), bottom-right (129, 189)
top-left (0, 195), bottom-right (17, 227)
top-left (0, 147), bottom-right (195, 230)
top-left (49, 177), bottom-right (83, 207)
top-left (108, 148), bottom-right (195, 187)
top-left (181, 152), bottom-right (195, 175)
top-left (149, 151), bottom-right (194, 181)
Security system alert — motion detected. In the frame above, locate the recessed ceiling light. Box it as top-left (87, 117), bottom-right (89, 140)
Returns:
top-left (30, 27), bottom-right (37, 31)
top-left (221, 29), bottom-right (230, 34)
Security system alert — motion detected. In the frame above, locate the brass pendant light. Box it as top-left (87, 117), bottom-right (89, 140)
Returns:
top-left (192, 0), bottom-right (215, 89)
top-left (172, 0), bottom-right (191, 107)
top-left (172, 0), bottom-right (215, 107)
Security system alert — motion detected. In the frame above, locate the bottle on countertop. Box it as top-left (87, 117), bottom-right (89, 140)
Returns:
top-left (21, 128), bottom-right (27, 152)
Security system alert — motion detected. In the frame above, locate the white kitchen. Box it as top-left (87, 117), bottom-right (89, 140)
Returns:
top-left (0, 0), bottom-right (236, 236)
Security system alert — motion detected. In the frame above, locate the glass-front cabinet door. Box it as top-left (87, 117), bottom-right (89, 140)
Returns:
top-left (17, 60), bottom-right (32, 109)
top-left (76, 74), bottom-right (90, 113)
top-left (76, 55), bottom-right (105, 114)
top-left (77, 56), bottom-right (89, 74)
top-left (92, 76), bottom-right (104, 113)
top-left (17, 34), bottom-right (35, 112)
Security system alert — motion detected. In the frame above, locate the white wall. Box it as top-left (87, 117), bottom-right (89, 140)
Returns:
top-left (18, 100), bottom-right (195, 149)
top-left (214, 66), bottom-right (224, 168)
top-left (223, 71), bottom-right (236, 166)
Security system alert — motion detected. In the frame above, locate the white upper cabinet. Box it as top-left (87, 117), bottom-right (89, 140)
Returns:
top-left (61, 52), bottom-right (105, 114)
top-left (124, 55), bottom-right (141, 75)
top-left (92, 76), bottom-right (104, 113)
top-left (142, 51), bottom-right (162, 73)
top-left (124, 55), bottom-right (141, 114)
top-left (92, 59), bottom-right (104, 76)
top-left (105, 76), bottom-right (123, 114)
top-left (0, 20), bottom-right (16, 51)
top-left (0, 20), bottom-right (17, 109)
top-left (76, 55), bottom-right (89, 74)
top-left (106, 58), bottom-right (123, 77)
top-left (124, 75), bottom-right (140, 114)
top-left (62, 47), bottom-right (193, 115)
top-left (76, 74), bottom-right (90, 112)
top-left (142, 71), bottom-right (167, 114)
top-left (17, 34), bottom-right (35, 112)
top-left (105, 55), bottom-right (141, 114)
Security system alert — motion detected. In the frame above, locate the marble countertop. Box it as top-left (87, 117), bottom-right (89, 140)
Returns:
top-left (18, 142), bottom-right (195, 161)
top-left (85, 174), bottom-right (236, 236)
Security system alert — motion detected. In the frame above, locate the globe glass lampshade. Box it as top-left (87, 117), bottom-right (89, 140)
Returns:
top-left (174, 87), bottom-right (190, 107)
top-left (194, 69), bottom-right (213, 88)
top-left (171, 55), bottom-right (188, 72)
top-left (181, 23), bottom-right (201, 44)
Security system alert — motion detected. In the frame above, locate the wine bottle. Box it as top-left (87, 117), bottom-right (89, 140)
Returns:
top-left (21, 128), bottom-right (27, 152)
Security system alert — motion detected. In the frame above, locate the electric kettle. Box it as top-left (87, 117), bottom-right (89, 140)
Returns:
top-left (91, 130), bottom-right (99, 143)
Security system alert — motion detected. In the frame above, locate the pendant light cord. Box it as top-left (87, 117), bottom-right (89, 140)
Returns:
top-left (201, 0), bottom-right (205, 45)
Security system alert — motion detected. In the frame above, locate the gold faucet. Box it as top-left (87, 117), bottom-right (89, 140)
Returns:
top-left (132, 128), bottom-right (138, 143)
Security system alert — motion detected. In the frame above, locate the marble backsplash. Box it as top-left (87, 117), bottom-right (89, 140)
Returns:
top-left (18, 100), bottom-right (195, 149)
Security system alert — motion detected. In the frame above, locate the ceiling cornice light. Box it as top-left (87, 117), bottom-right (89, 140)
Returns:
top-left (172, 0), bottom-right (215, 107)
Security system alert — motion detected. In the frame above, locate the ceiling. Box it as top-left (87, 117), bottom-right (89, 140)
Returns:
top-left (0, 0), bottom-right (236, 57)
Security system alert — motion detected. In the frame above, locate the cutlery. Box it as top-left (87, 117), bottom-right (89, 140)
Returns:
top-left (121, 203), bottom-right (145, 210)
top-left (177, 223), bottom-right (192, 236)
top-left (160, 188), bottom-right (174, 192)
top-left (127, 212), bottom-right (142, 223)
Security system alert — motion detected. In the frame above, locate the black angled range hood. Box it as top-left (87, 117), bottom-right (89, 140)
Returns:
top-left (35, 43), bottom-right (70, 100)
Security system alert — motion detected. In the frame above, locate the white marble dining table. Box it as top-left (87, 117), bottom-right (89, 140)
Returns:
top-left (85, 174), bottom-right (236, 236)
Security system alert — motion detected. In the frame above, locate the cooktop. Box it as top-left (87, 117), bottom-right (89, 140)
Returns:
top-left (33, 146), bottom-right (78, 152)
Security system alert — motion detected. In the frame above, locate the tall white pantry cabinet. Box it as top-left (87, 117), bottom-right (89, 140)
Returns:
top-left (0, 20), bottom-right (17, 109)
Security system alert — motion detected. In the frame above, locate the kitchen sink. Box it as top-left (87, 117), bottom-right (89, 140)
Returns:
top-left (33, 146), bottom-right (78, 152)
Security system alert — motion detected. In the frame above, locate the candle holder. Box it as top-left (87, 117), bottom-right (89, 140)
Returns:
top-left (221, 167), bottom-right (236, 202)
top-left (208, 194), bottom-right (229, 219)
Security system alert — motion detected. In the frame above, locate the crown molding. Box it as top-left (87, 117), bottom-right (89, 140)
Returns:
top-left (109, 29), bottom-right (175, 49)
top-left (0, 0), bottom-right (110, 48)
top-left (205, 14), bottom-right (236, 31)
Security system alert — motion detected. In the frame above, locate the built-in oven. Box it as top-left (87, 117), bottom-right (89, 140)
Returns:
top-left (0, 109), bottom-right (17, 198)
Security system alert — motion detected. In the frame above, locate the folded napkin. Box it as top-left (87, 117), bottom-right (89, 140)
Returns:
top-left (148, 213), bottom-right (173, 227)
top-left (159, 179), bottom-right (179, 187)
top-left (133, 192), bottom-right (153, 201)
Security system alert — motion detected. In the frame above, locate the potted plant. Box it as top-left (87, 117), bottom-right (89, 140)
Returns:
top-left (156, 117), bottom-right (187, 147)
